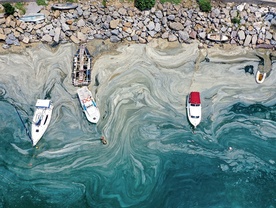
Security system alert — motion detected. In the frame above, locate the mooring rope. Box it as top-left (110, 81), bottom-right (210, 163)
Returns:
top-left (188, 48), bottom-right (209, 133)
top-left (189, 48), bottom-right (208, 91)
top-left (14, 105), bottom-right (32, 142)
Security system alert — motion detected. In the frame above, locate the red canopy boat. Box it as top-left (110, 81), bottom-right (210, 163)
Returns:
top-left (189, 92), bottom-right (201, 105)
top-left (187, 91), bottom-right (202, 128)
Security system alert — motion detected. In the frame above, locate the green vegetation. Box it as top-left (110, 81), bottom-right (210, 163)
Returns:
top-left (231, 16), bottom-right (241, 24)
top-left (36, 0), bottom-right (47, 6)
top-left (198, 0), bottom-right (211, 12)
top-left (135, 0), bottom-right (155, 11)
top-left (15, 2), bottom-right (26, 14)
top-left (160, 0), bottom-right (181, 4)
top-left (2, 3), bottom-right (15, 15)
top-left (102, 0), bottom-right (107, 7)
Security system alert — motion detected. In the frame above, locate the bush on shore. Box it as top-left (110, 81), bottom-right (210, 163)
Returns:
top-left (198, 0), bottom-right (211, 12)
top-left (135, 0), bottom-right (155, 11)
top-left (15, 2), bottom-right (26, 15)
top-left (36, 0), bottom-right (47, 6)
top-left (231, 16), bottom-right (241, 24)
top-left (2, 3), bottom-right (15, 16)
top-left (160, 0), bottom-right (181, 4)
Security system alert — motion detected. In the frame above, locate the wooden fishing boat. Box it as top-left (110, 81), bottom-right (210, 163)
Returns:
top-left (19, 13), bottom-right (45, 22)
top-left (72, 44), bottom-right (92, 87)
top-left (31, 99), bottom-right (53, 146)
top-left (255, 70), bottom-right (266, 84)
top-left (52, 3), bottom-right (78, 10)
top-left (77, 86), bottom-right (100, 123)
top-left (207, 33), bottom-right (228, 42)
top-left (186, 92), bottom-right (201, 128)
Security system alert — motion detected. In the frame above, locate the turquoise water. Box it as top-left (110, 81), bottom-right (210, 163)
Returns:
top-left (0, 41), bottom-right (275, 207)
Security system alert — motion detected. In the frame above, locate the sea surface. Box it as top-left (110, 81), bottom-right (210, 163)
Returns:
top-left (0, 40), bottom-right (275, 208)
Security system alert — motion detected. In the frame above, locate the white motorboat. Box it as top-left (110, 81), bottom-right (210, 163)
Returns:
top-left (186, 92), bottom-right (201, 128)
top-left (19, 13), bottom-right (45, 22)
top-left (77, 86), bottom-right (100, 123)
top-left (31, 99), bottom-right (53, 146)
top-left (52, 3), bottom-right (78, 10)
top-left (255, 70), bottom-right (266, 84)
top-left (207, 33), bottom-right (228, 42)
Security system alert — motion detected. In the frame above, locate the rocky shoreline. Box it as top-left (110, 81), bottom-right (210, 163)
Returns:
top-left (0, 0), bottom-right (276, 49)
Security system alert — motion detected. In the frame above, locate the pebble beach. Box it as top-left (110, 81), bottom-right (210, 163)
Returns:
top-left (0, 0), bottom-right (276, 50)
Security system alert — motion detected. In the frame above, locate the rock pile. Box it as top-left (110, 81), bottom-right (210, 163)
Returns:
top-left (0, 1), bottom-right (276, 48)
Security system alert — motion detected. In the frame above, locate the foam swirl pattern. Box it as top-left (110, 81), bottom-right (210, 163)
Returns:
top-left (0, 41), bottom-right (275, 207)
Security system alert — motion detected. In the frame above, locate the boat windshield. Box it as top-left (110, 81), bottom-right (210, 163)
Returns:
top-left (191, 116), bottom-right (200, 118)
top-left (86, 103), bottom-right (94, 108)
top-left (36, 99), bottom-right (51, 108)
top-left (191, 104), bottom-right (200, 106)
top-left (83, 98), bottom-right (96, 108)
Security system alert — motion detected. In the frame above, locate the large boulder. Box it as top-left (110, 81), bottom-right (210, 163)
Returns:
top-left (168, 22), bottom-right (184, 31)
top-left (110, 19), bottom-right (120, 29)
top-left (70, 35), bottom-right (80, 44)
top-left (110, 35), bottom-right (121, 43)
